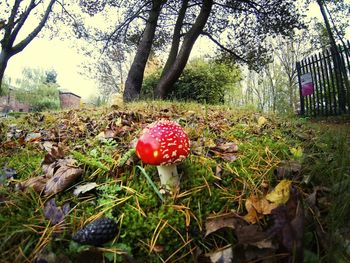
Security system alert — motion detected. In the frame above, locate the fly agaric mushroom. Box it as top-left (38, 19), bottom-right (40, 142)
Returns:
top-left (136, 120), bottom-right (190, 190)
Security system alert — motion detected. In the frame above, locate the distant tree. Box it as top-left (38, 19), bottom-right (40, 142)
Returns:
top-left (13, 67), bottom-right (60, 111)
top-left (274, 33), bottom-right (312, 111)
top-left (242, 33), bottom-right (313, 114)
top-left (45, 69), bottom-right (58, 84)
top-left (81, 44), bottom-right (129, 101)
top-left (0, 0), bottom-right (57, 93)
top-left (86, 94), bottom-right (107, 107)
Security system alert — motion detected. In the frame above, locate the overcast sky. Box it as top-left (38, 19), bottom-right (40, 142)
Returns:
top-left (3, 2), bottom-right (346, 100)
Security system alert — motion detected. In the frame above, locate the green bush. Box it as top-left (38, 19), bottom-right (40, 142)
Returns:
top-left (141, 58), bottom-right (241, 104)
top-left (140, 70), bottom-right (161, 100)
top-left (14, 83), bottom-right (60, 112)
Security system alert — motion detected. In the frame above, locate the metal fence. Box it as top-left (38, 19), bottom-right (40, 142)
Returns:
top-left (296, 41), bottom-right (350, 116)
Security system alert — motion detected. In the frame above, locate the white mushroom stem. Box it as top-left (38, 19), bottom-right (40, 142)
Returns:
top-left (157, 164), bottom-right (180, 190)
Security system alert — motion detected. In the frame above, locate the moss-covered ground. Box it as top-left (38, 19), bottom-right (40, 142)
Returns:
top-left (0, 101), bottom-right (349, 262)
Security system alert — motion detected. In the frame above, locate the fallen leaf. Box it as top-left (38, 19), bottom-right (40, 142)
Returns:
top-left (274, 160), bottom-right (302, 180)
top-left (25, 132), bottom-right (42, 142)
top-left (42, 157), bottom-right (77, 178)
top-left (45, 162), bottom-right (83, 195)
top-left (42, 141), bottom-right (55, 152)
top-left (217, 152), bottom-right (237, 162)
top-left (205, 213), bottom-right (247, 237)
top-left (96, 129), bottom-right (116, 140)
top-left (215, 165), bottom-right (222, 179)
top-left (266, 180), bottom-right (292, 205)
top-left (0, 167), bottom-right (17, 185)
top-left (247, 195), bottom-right (278, 215)
top-left (73, 183), bottom-right (98, 196)
top-left (201, 246), bottom-right (233, 263)
top-left (290, 146), bottom-right (303, 159)
top-left (243, 195), bottom-right (278, 224)
top-left (267, 187), bottom-right (304, 262)
top-left (44, 198), bottom-right (70, 225)
top-left (211, 142), bottom-right (238, 153)
top-left (19, 176), bottom-right (48, 193)
top-left (243, 206), bottom-right (260, 224)
top-left (257, 116), bottom-right (267, 126)
top-left (235, 225), bottom-right (276, 249)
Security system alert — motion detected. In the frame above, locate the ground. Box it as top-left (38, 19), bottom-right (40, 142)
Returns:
top-left (0, 101), bottom-right (349, 263)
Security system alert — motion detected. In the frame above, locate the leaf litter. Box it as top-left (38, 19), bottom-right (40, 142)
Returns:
top-left (0, 104), bottom-right (349, 262)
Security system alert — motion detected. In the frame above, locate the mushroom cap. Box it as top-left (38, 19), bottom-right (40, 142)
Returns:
top-left (136, 120), bottom-right (190, 166)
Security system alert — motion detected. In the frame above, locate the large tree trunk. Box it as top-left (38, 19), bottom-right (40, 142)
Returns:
top-left (0, 50), bottom-right (11, 92)
top-left (160, 0), bottom-right (189, 78)
top-left (155, 0), bottom-right (213, 99)
top-left (123, 0), bottom-right (164, 102)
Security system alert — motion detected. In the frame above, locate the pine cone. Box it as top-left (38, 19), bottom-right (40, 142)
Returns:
top-left (72, 217), bottom-right (118, 246)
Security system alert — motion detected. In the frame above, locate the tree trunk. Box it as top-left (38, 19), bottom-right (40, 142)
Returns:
top-left (123, 0), bottom-right (164, 102)
top-left (155, 0), bottom-right (213, 99)
top-left (0, 50), bottom-right (11, 92)
top-left (160, 0), bottom-right (189, 78)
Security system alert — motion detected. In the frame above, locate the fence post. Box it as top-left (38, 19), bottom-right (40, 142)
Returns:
top-left (296, 62), bottom-right (305, 115)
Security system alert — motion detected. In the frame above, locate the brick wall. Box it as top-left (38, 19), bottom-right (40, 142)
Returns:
top-left (59, 92), bottom-right (81, 109)
top-left (0, 94), bottom-right (30, 112)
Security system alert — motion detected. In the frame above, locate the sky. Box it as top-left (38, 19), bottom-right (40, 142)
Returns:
top-left (2, 2), bottom-right (346, 100)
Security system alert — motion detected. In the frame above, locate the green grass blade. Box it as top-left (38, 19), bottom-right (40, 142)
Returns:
top-left (137, 165), bottom-right (164, 202)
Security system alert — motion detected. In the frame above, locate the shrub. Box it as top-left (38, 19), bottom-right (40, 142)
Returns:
top-left (141, 58), bottom-right (241, 104)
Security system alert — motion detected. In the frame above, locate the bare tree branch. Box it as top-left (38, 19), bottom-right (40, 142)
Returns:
top-left (201, 31), bottom-right (248, 63)
top-left (12, 0), bottom-right (56, 55)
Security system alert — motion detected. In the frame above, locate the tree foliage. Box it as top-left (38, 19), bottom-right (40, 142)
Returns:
top-left (77, 0), bottom-right (304, 101)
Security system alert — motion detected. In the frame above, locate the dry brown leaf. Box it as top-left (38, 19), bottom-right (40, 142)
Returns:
top-left (247, 195), bottom-right (278, 215)
top-left (243, 207), bottom-right (260, 224)
top-left (42, 141), bottom-right (55, 152)
top-left (243, 195), bottom-right (278, 224)
top-left (267, 187), bottom-right (305, 262)
top-left (274, 160), bottom-right (302, 180)
top-left (205, 212), bottom-right (247, 237)
top-left (45, 164), bottom-right (83, 195)
top-left (211, 142), bottom-right (238, 153)
top-left (235, 225), bottom-right (276, 249)
top-left (209, 150), bottom-right (237, 162)
top-left (19, 176), bottom-right (48, 193)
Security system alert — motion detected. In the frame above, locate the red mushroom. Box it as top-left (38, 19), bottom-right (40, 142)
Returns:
top-left (136, 120), bottom-right (190, 191)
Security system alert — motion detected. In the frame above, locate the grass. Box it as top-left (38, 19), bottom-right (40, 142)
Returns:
top-left (0, 101), bottom-right (349, 262)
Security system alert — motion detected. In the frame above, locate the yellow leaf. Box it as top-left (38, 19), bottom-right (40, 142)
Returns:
top-left (257, 116), bottom-right (267, 126)
top-left (290, 146), bottom-right (303, 159)
top-left (266, 180), bottom-right (292, 205)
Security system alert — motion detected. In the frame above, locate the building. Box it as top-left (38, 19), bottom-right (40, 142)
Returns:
top-left (59, 91), bottom-right (81, 109)
top-left (0, 89), bottom-right (30, 113)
